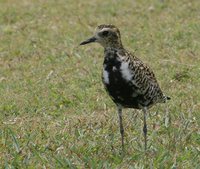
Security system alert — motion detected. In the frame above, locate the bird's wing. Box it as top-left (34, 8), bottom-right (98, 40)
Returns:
top-left (118, 50), bottom-right (161, 95)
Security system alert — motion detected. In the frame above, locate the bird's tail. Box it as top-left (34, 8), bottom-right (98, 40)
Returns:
top-left (163, 95), bottom-right (171, 102)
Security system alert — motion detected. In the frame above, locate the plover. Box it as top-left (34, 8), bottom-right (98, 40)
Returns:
top-left (80, 24), bottom-right (170, 151)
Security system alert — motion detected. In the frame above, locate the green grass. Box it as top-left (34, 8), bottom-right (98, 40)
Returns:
top-left (0, 0), bottom-right (200, 168)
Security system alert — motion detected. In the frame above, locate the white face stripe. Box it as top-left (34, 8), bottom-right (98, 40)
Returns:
top-left (103, 69), bottom-right (109, 84)
top-left (120, 62), bottom-right (133, 81)
top-left (95, 28), bottom-right (111, 45)
top-left (95, 27), bottom-right (111, 36)
top-left (101, 27), bottom-right (111, 32)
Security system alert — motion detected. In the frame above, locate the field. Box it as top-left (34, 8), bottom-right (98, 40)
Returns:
top-left (0, 0), bottom-right (200, 168)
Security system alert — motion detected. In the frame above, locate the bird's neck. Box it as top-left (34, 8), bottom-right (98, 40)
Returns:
top-left (104, 45), bottom-right (123, 51)
top-left (103, 39), bottom-right (123, 49)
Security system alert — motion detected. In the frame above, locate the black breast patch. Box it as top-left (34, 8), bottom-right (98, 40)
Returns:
top-left (102, 52), bottom-right (149, 109)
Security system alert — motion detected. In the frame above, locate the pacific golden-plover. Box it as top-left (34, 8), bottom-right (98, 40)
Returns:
top-left (80, 24), bottom-right (170, 151)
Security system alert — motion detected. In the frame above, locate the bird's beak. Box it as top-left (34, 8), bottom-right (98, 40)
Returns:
top-left (80, 36), bottom-right (96, 45)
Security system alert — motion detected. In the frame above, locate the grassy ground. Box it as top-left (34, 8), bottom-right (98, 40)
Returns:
top-left (0, 0), bottom-right (200, 168)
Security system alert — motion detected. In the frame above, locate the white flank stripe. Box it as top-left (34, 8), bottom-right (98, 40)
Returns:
top-left (103, 69), bottom-right (109, 84)
top-left (120, 62), bottom-right (132, 81)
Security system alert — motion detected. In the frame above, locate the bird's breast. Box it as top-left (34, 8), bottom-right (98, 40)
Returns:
top-left (102, 59), bottom-right (143, 109)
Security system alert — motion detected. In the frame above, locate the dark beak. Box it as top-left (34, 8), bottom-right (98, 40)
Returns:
top-left (80, 37), bottom-right (96, 45)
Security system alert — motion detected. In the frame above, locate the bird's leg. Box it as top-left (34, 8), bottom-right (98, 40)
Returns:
top-left (143, 107), bottom-right (148, 151)
top-left (117, 106), bottom-right (124, 151)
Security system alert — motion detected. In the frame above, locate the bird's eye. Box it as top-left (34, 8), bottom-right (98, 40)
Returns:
top-left (102, 31), bottom-right (109, 36)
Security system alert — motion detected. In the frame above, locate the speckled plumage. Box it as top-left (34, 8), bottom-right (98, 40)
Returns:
top-left (102, 47), bottom-right (169, 109)
top-left (80, 24), bottom-right (170, 151)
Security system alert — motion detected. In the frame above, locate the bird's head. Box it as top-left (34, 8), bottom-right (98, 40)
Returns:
top-left (80, 24), bottom-right (123, 48)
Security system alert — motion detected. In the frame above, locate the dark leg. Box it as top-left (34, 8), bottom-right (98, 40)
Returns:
top-left (117, 106), bottom-right (124, 151)
top-left (143, 107), bottom-right (147, 151)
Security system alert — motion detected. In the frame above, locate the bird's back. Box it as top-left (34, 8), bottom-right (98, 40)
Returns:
top-left (102, 48), bottom-right (168, 109)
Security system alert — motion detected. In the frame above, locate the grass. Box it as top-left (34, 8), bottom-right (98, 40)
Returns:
top-left (0, 0), bottom-right (200, 168)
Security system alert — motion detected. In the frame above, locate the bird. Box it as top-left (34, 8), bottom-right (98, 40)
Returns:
top-left (80, 24), bottom-right (170, 151)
